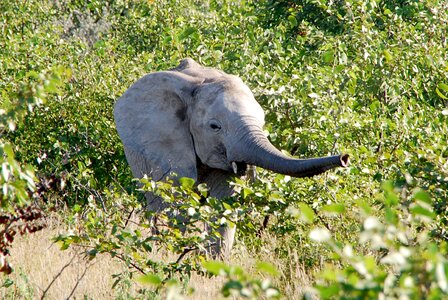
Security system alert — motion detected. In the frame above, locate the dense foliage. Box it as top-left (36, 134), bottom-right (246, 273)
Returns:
top-left (1, 0), bottom-right (447, 298)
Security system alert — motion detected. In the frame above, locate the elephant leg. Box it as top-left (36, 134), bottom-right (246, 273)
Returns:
top-left (145, 193), bottom-right (164, 234)
top-left (146, 193), bottom-right (189, 234)
top-left (146, 193), bottom-right (166, 212)
top-left (206, 223), bottom-right (236, 259)
top-left (219, 223), bottom-right (236, 259)
top-left (197, 169), bottom-right (237, 258)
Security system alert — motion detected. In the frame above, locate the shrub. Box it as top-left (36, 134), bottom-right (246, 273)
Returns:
top-left (1, 0), bottom-right (447, 298)
top-left (0, 67), bottom-right (69, 274)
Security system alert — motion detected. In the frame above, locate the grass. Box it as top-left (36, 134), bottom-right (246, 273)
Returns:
top-left (2, 218), bottom-right (124, 299)
top-left (1, 216), bottom-right (316, 299)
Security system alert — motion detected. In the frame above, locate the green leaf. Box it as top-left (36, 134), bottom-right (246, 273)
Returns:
top-left (2, 278), bottom-right (14, 288)
top-left (298, 203), bottom-right (315, 223)
top-left (316, 284), bottom-right (340, 298)
top-left (255, 261), bottom-right (279, 276)
top-left (73, 204), bottom-right (81, 213)
top-left (26, 70), bottom-right (39, 79)
top-left (410, 205), bottom-right (435, 219)
top-left (59, 242), bottom-right (70, 251)
top-left (243, 187), bottom-right (254, 199)
top-left (382, 181), bottom-right (399, 206)
top-left (321, 203), bottom-right (345, 214)
top-left (355, 200), bottom-right (372, 215)
top-left (413, 189), bottom-right (431, 204)
top-left (178, 26), bottom-right (197, 40)
top-left (323, 50), bottom-right (334, 64)
top-left (383, 50), bottom-right (393, 62)
top-left (3, 144), bottom-right (14, 158)
top-left (438, 83), bottom-right (448, 92)
top-left (223, 280), bottom-right (243, 292)
top-left (87, 249), bottom-right (98, 258)
top-left (288, 15), bottom-right (297, 27)
top-left (179, 177), bottom-right (195, 189)
top-left (203, 261), bottom-right (228, 275)
top-left (385, 207), bottom-right (398, 225)
top-left (436, 88), bottom-right (448, 100)
top-left (136, 274), bottom-right (162, 286)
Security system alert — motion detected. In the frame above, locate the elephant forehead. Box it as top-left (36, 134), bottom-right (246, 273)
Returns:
top-left (222, 93), bottom-right (264, 120)
top-left (195, 92), bottom-right (264, 123)
top-left (194, 77), bottom-right (265, 122)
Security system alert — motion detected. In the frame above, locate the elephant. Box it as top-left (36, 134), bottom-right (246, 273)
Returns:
top-left (114, 58), bottom-right (349, 258)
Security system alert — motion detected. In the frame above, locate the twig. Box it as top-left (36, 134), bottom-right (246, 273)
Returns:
top-left (256, 215), bottom-right (270, 237)
top-left (112, 252), bottom-right (146, 275)
top-left (124, 207), bottom-right (135, 227)
top-left (65, 262), bottom-right (91, 300)
top-left (284, 103), bottom-right (297, 129)
top-left (58, 243), bottom-right (147, 275)
top-left (310, 205), bottom-right (332, 231)
top-left (175, 246), bottom-right (199, 264)
top-left (41, 255), bottom-right (76, 299)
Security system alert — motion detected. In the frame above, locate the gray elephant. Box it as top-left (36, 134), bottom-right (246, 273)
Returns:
top-left (114, 58), bottom-right (349, 258)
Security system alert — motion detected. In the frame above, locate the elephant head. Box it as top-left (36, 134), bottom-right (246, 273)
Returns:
top-left (115, 58), bottom-right (348, 185)
top-left (114, 58), bottom-right (348, 256)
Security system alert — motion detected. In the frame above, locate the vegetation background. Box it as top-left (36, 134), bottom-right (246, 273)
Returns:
top-left (1, 0), bottom-right (448, 298)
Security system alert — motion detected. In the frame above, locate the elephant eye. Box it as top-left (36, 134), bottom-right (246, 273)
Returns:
top-left (208, 120), bottom-right (222, 132)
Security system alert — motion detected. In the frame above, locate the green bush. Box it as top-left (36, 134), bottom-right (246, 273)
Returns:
top-left (310, 182), bottom-right (448, 299)
top-left (0, 67), bottom-right (69, 274)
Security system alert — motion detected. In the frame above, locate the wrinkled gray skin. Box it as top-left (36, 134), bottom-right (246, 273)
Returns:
top-left (114, 59), bottom-right (349, 258)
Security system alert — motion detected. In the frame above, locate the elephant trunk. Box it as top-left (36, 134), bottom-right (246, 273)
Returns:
top-left (228, 129), bottom-right (349, 178)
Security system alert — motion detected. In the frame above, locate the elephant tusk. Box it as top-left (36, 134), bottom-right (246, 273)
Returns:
top-left (232, 162), bottom-right (238, 174)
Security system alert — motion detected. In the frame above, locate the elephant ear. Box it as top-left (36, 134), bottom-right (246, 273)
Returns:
top-left (114, 70), bottom-right (203, 182)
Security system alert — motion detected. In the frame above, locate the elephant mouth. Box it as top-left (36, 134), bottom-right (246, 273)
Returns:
top-left (230, 161), bottom-right (248, 176)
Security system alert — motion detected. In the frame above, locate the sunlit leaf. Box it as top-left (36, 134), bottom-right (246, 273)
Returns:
top-left (413, 189), bottom-right (431, 204)
top-left (323, 50), bottom-right (334, 63)
top-left (436, 262), bottom-right (448, 292)
top-left (321, 203), bottom-right (345, 214)
top-left (383, 50), bottom-right (393, 62)
top-left (438, 83), bottom-right (448, 92)
top-left (288, 15), bottom-right (297, 27)
top-left (256, 261), bottom-right (279, 276)
top-left (136, 274), bottom-right (162, 286)
top-left (203, 261), bottom-right (228, 275)
top-left (410, 205), bottom-right (435, 219)
top-left (308, 92), bottom-right (320, 98)
top-left (179, 177), bottom-right (195, 189)
top-left (436, 88), bottom-right (448, 100)
top-left (298, 202), bottom-right (316, 223)
top-left (309, 228), bottom-right (331, 243)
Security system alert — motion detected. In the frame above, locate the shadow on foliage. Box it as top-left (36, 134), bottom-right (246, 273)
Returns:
top-left (258, 0), bottom-right (424, 38)
top-left (391, 158), bottom-right (448, 239)
top-left (380, 0), bottom-right (421, 19)
top-left (258, 0), bottom-right (347, 35)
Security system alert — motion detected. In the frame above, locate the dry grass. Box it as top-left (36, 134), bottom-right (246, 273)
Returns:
top-left (0, 217), bottom-right (223, 299)
top-left (1, 222), bottom-right (124, 299)
top-left (235, 234), bottom-right (315, 300)
top-left (1, 218), bottom-right (313, 299)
